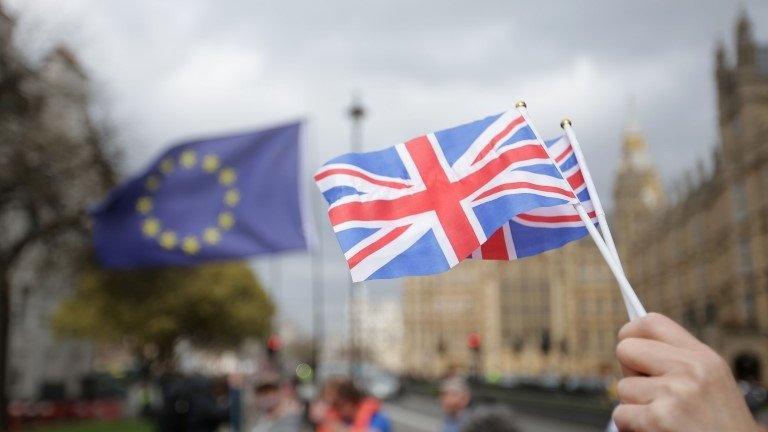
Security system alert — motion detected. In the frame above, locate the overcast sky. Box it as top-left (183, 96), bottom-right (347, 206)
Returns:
top-left (7, 0), bottom-right (768, 337)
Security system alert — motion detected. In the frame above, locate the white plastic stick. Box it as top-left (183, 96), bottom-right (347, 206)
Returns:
top-left (561, 122), bottom-right (617, 258)
top-left (515, 105), bottom-right (642, 432)
top-left (515, 102), bottom-right (646, 318)
top-left (573, 204), bottom-right (646, 316)
top-left (561, 121), bottom-right (645, 320)
top-left (564, 121), bottom-right (645, 432)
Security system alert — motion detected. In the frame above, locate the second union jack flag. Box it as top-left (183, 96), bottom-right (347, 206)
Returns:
top-left (471, 135), bottom-right (598, 261)
top-left (315, 110), bottom-right (578, 281)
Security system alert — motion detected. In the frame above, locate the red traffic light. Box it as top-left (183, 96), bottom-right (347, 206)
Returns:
top-left (467, 332), bottom-right (481, 350)
top-left (267, 334), bottom-right (282, 352)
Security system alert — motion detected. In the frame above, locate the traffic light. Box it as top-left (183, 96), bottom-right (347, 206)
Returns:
top-left (267, 334), bottom-right (282, 360)
top-left (467, 332), bottom-right (482, 381)
top-left (467, 332), bottom-right (482, 351)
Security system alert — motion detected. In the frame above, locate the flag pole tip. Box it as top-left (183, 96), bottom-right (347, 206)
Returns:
top-left (560, 118), bottom-right (573, 129)
top-left (515, 100), bottom-right (527, 109)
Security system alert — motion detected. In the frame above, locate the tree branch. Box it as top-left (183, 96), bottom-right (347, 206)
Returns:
top-left (1, 211), bottom-right (86, 266)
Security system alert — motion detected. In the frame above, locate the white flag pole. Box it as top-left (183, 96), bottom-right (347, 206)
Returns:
top-left (560, 120), bottom-right (621, 266)
top-left (515, 102), bottom-right (646, 319)
top-left (559, 120), bottom-right (645, 432)
top-left (560, 119), bottom-right (646, 320)
top-left (573, 204), bottom-right (646, 317)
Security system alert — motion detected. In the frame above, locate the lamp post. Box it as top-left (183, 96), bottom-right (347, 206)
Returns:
top-left (348, 93), bottom-right (365, 379)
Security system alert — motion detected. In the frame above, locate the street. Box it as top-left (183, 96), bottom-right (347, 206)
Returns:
top-left (385, 395), bottom-right (602, 432)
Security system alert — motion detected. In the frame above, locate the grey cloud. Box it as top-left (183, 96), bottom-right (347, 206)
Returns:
top-left (6, 0), bottom-right (768, 333)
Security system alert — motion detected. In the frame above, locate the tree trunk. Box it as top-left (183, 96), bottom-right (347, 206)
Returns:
top-left (0, 267), bottom-right (11, 431)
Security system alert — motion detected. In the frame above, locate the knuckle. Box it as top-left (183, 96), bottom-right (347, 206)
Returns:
top-left (649, 402), bottom-right (676, 432)
top-left (615, 339), bottom-right (627, 358)
top-left (638, 313), bottom-right (664, 336)
top-left (648, 404), bottom-right (664, 427)
top-left (636, 315), bottom-right (654, 332)
top-left (689, 358), bottom-right (709, 382)
top-left (611, 404), bottom-right (622, 419)
top-left (703, 350), bottom-right (729, 372)
top-left (617, 321), bottom-right (632, 340)
top-left (611, 405), bottom-right (623, 424)
top-left (661, 379), bottom-right (676, 398)
top-left (687, 350), bottom-right (728, 384)
top-left (616, 379), bottom-right (630, 400)
top-left (612, 405), bottom-right (633, 430)
top-left (669, 376), bottom-right (698, 398)
top-left (615, 338), bottom-right (636, 360)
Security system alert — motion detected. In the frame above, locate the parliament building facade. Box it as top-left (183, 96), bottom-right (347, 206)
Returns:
top-left (403, 12), bottom-right (768, 384)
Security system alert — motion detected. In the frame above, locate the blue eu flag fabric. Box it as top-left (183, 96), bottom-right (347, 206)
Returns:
top-left (92, 121), bottom-right (308, 268)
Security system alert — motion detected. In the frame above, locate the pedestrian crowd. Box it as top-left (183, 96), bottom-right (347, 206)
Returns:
top-left (142, 313), bottom-right (767, 432)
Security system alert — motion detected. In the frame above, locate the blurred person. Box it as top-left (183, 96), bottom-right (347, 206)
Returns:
top-left (229, 373), bottom-right (245, 432)
top-left (733, 354), bottom-right (768, 417)
top-left (156, 373), bottom-right (190, 432)
top-left (443, 363), bottom-right (463, 379)
top-left (251, 377), bottom-right (302, 432)
top-left (280, 376), bottom-right (305, 418)
top-left (322, 379), bottom-right (391, 432)
top-left (613, 313), bottom-right (767, 432)
top-left (458, 406), bottom-right (520, 432)
top-left (311, 377), bottom-right (345, 431)
top-left (440, 377), bottom-right (472, 432)
top-left (187, 376), bottom-right (231, 432)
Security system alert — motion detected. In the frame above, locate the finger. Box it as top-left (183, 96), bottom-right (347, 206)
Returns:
top-left (621, 362), bottom-right (641, 378)
top-left (616, 338), bottom-right (687, 376)
top-left (613, 404), bottom-right (651, 432)
top-left (616, 376), bottom-right (665, 404)
top-left (618, 313), bottom-right (702, 350)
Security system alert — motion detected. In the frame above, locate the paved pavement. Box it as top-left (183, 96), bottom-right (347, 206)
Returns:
top-left (385, 394), bottom-right (603, 432)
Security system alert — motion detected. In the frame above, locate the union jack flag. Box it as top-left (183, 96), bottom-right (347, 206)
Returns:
top-left (471, 135), bottom-right (598, 260)
top-left (315, 111), bottom-right (578, 282)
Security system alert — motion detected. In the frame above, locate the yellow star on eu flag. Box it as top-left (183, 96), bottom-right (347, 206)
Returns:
top-left (218, 211), bottom-right (235, 230)
top-left (159, 231), bottom-right (177, 249)
top-left (142, 218), bottom-right (161, 237)
top-left (160, 157), bottom-right (175, 174)
top-left (145, 175), bottom-right (160, 191)
top-left (203, 227), bottom-right (221, 245)
top-left (219, 168), bottom-right (237, 186)
top-left (180, 150), bottom-right (197, 169)
top-left (136, 196), bottom-right (153, 214)
top-left (224, 189), bottom-right (240, 207)
top-left (202, 154), bottom-right (220, 173)
top-left (182, 236), bottom-right (200, 255)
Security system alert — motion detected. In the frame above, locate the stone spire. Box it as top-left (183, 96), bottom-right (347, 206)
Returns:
top-left (613, 101), bottom-right (665, 252)
top-left (620, 97), bottom-right (650, 171)
top-left (0, 0), bottom-right (13, 45)
top-left (736, 7), bottom-right (756, 69)
top-left (715, 38), bottom-right (728, 71)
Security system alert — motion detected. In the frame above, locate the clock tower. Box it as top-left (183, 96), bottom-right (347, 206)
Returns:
top-left (612, 109), bottom-right (665, 254)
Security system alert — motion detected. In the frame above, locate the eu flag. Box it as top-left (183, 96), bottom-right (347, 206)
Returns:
top-left (92, 121), bottom-right (308, 268)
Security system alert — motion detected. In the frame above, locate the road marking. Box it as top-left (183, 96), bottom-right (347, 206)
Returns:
top-left (385, 403), bottom-right (443, 432)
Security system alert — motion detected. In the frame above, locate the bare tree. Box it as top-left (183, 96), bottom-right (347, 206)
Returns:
top-left (0, 20), bottom-right (115, 428)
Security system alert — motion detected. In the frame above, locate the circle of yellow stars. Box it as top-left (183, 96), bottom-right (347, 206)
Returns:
top-left (135, 149), bottom-right (240, 255)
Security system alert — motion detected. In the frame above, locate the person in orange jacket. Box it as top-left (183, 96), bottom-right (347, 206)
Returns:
top-left (316, 379), bottom-right (390, 432)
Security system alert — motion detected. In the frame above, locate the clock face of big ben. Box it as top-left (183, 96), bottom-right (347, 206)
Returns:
top-left (642, 186), bottom-right (658, 207)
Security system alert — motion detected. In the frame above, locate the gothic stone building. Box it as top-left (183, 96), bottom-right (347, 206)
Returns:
top-left (622, 11), bottom-right (768, 384)
top-left (403, 12), bottom-right (768, 384)
top-left (403, 233), bottom-right (626, 380)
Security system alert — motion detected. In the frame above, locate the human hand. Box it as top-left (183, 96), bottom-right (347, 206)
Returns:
top-left (613, 313), bottom-right (760, 432)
